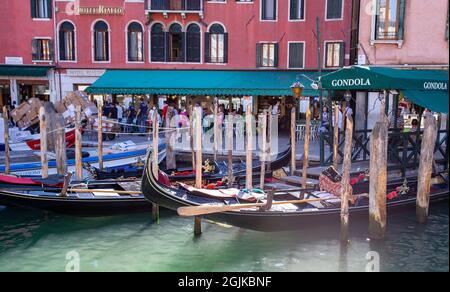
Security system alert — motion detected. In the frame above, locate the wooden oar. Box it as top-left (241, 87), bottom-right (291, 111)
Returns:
top-left (178, 197), bottom-right (337, 217)
top-left (69, 189), bottom-right (142, 195)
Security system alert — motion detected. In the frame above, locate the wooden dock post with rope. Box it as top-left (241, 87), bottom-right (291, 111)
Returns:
top-left (341, 114), bottom-right (354, 242)
top-left (302, 103), bottom-right (312, 191)
top-left (3, 106), bottom-right (10, 174)
top-left (290, 108), bottom-right (296, 176)
top-left (75, 106), bottom-right (83, 181)
top-left (98, 104), bottom-right (104, 171)
top-left (417, 114), bottom-right (438, 224)
top-left (246, 105), bottom-right (253, 190)
top-left (39, 107), bottom-right (48, 179)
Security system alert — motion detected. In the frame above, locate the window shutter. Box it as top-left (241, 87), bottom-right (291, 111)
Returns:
top-left (165, 32), bottom-right (170, 62)
top-left (47, 0), bottom-right (52, 18)
top-left (30, 0), bottom-right (36, 18)
top-left (49, 39), bottom-right (54, 60)
top-left (204, 32), bottom-right (211, 63)
top-left (223, 33), bottom-right (229, 64)
top-left (256, 43), bottom-right (262, 67)
top-left (32, 39), bottom-right (38, 60)
top-left (339, 42), bottom-right (345, 67)
top-left (289, 0), bottom-right (294, 20)
top-left (105, 32), bottom-right (110, 61)
top-left (181, 32), bottom-right (186, 62)
top-left (59, 30), bottom-right (66, 60)
top-left (398, 0), bottom-right (407, 40)
top-left (262, 0), bottom-right (267, 19)
top-left (273, 0), bottom-right (277, 19)
top-left (273, 43), bottom-right (279, 67)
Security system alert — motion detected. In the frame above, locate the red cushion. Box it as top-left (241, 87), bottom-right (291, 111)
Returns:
top-left (158, 170), bottom-right (171, 187)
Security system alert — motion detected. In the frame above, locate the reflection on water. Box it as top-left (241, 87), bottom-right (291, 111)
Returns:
top-left (0, 202), bottom-right (448, 272)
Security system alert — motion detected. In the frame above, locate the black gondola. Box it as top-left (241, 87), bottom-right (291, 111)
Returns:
top-left (142, 154), bottom-right (449, 232)
top-left (0, 179), bottom-right (151, 216)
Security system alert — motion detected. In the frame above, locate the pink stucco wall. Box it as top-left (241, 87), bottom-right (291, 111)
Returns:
top-left (0, 0), bottom-right (353, 70)
top-left (358, 0), bottom-right (449, 66)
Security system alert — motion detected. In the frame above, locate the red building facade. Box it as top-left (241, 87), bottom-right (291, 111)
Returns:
top-left (0, 0), bottom-right (354, 105)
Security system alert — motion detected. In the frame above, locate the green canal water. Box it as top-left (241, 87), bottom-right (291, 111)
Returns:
top-left (0, 203), bottom-right (448, 272)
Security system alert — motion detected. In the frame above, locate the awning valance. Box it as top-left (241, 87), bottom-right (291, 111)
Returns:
top-left (86, 70), bottom-right (324, 97)
top-left (320, 66), bottom-right (448, 91)
top-left (320, 66), bottom-right (449, 113)
top-left (0, 65), bottom-right (53, 77)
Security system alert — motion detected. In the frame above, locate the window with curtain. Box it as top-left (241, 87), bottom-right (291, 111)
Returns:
top-left (128, 22), bottom-right (144, 62)
top-left (375, 0), bottom-right (402, 40)
top-left (186, 24), bottom-right (201, 63)
top-left (256, 43), bottom-right (278, 68)
top-left (59, 22), bottom-right (75, 61)
top-left (32, 39), bottom-right (53, 61)
top-left (151, 24), bottom-right (166, 62)
top-left (290, 0), bottom-right (305, 20)
top-left (261, 0), bottom-right (277, 20)
top-left (206, 24), bottom-right (227, 64)
top-left (93, 21), bottom-right (109, 62)
top-left (31, 0), bottom-right (52, 19)
top-left (325, 42), bottom-right (344, 67)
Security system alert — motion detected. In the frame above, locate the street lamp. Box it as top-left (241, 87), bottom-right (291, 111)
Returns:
top-left (291, 80), bottom-right (305, 98)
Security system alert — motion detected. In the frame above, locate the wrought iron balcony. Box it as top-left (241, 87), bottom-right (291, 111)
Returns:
top-left (146, 0), bottom-right (203, 14)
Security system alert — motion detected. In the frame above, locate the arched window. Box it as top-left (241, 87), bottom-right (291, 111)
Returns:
top-left (151, 23), bottom-right (165, 62)
top-left (205, 24), bottom-right (228, 64)
top-left (186, 24), bottom-right (201, 63)
top-left (59, 21), bottom-right (75, 61)
top-left (168, 23), bottom-right (184, 62)
top-left (93, 21), bottom-right (109, 62)
top-left (127, 22), bottom-right (144, 62)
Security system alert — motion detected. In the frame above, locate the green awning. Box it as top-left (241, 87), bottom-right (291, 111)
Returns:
top-left (320, 66), bottom-right (449, 91)
top-left (320, 66), bottom-right (449, 113)
top-left (402, 90), bottom-right (449, 114)
top-left (0, 65), bottom-right (52, 77)
top-left (86, 70), bottom-right (324, 97)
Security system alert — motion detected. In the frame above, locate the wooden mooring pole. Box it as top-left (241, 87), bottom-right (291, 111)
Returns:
top-left (417, 114), bottom-right (438, 224)
top-left (195, 106), bottom-right (203, 189)
top-left (368, 120), bottom-right (388, 239)
top-left (341, 114), bottom-right (353, 242)
top-left (152, 112), bottom-right (159, 179)
top-left (189, 105), bottom-right (196, 172)
top-left (333, 104), bottom-right (340, 170)
top-left (39, 107), bottom-right (48, 179)
top-left (75, 106), bottom-right (83, 181)
top-left (246, 105), bottom-right (253, 190)
top-left (302, 103), bottom-right (311, 189)
top-left (267, 106), bottom-right (273, 172)
top-left (98, 105), bottom-right (104, 171)
top-left (194, 216), bottom-right (202, 236)
top-left (226, 114), bottom-right (234, 187)
top-left (55, 114), bottom-right (67, 176)
top-left (290, 107), bottom-right (296, 176)
top-left (166, 109), bottom-right (176, 171)
top-left (213, 100), bottom-right (219, 161)
top-left (3, 106), bottom-right (10, 174)
top-left (260, 110), bottom-right (268, 189)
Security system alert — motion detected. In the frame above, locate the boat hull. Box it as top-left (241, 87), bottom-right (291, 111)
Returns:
top-left (0, 190), bottom-right (151, 216)
top-left (142, 155), bottom-right (449, 232)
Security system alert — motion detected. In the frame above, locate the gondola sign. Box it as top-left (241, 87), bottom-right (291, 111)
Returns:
top-left (331, 78), bottom-right (372, 87)
top-left (423, 82), bottom-right (448, 91)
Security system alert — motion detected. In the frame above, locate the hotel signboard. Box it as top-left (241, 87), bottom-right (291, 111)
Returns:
top-left (75, 6), bottom-right (125, 15)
